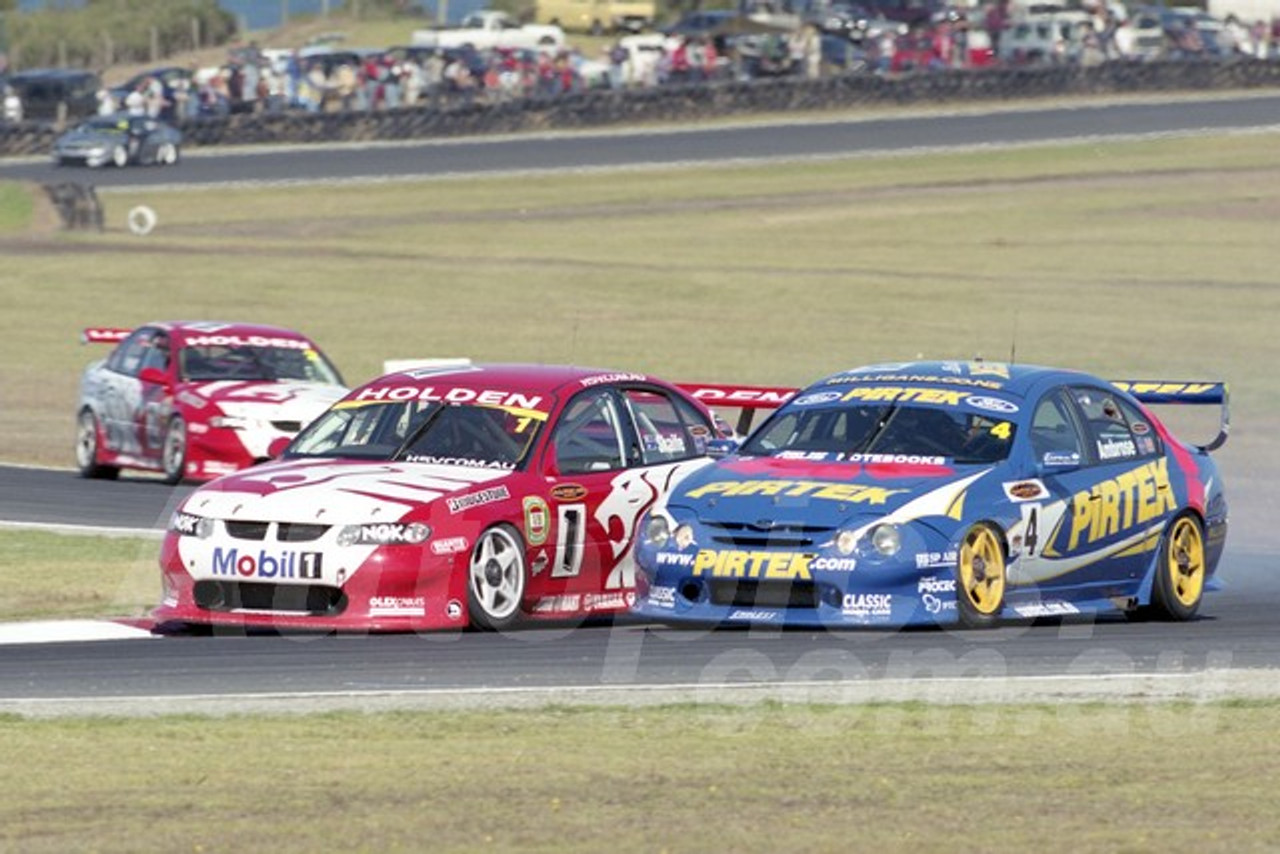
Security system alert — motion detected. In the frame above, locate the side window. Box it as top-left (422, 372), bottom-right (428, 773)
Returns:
top-left (621, 388), bottom-right (705, 465)
top-left (1071, 386), bottom-right (1146, 465)
top-left (107, 329), bottom-right (155, 377)
top-left (551, 390), bottom-right (626, 474)
top-left (1030, 390), bottom-right (1084, 463)
top-left (139, 332), bottom-right (171, 375)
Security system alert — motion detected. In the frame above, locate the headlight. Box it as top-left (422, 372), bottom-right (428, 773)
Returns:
top-left (642, 513), bottom-right (670, 548)
top-left (336, 522), bottom-right (431, 547)
top-left (209, 415), bottom-right (251, 430)
top-left (673, 524), bottom-right (695, 550)
top-left (834, 529), bottom-right (859, 556)
top-left (170, 511), bottom-right (213, 539)
top-left (868, 523), bottom-right (901, 557)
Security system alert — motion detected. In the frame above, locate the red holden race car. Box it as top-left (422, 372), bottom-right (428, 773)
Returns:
top-left (155, 363), bottom-right (781, 632)
top-left (76, 321), bottom-right (348, 483)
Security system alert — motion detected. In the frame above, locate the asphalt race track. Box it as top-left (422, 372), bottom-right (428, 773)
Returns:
top-left (3, 95), bottom-right (1278, 714)
top-left (2, 94), bottom-right (1280, 189)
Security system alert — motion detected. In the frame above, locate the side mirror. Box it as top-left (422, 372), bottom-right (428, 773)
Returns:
top-left (266, 437), bottom-right (291, 460)
top-left (1038, 450), bottom-right (1082, 473)
top-left (138, 366), bottom-right (170, 387)
top-left (705, 438), bottom-right (739, 459)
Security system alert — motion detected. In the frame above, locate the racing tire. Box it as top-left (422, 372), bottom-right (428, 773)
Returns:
top-left (75, 409), bottom-right (119, 480)
top-left (161, 417), bottom-right (188, 485)
top-left (1148, 514), bottom-right (1206, 621)
top-left (467, 524), bottom-right (528, 631)
top-left (111, 145), bottom-right (129, 168)
top-left (156, 142), bottom-right (179, 166)
top-left (955, 523), bottom-right (1006, 629)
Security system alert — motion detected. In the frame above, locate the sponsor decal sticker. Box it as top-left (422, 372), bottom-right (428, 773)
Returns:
top-left (691, 549), bottom-right (814, 581)
top-left (917, 575), bottom-right (956, 594)
top-left (915, 551), bottom-right (958, 569)
top-left (524, 496), bottom-right (549, 546)
top-left (1096, 436), bottom-right (1138, 461)
top-left (211, 548), bottom-right (323, 580)
top-left (550, 483), bottom-right (589, 502)
top-left (793, 391), bottom-right (843, 407)
top-left (185, 334), bottom-right (310, 350)
top-left (533, 595), bottom-right (581, 614)
top-left (581, 372), bottom-right (647, 387)
top-left (841, 593), bottom-right (893, 619)
top-left (447, 485), bottom-right (511, 514)
top-left (1004, 480), bottom-right (1048, 501)
top-left (648, 585), bottom-right (677, 608)
top-left (430, 536), bottom-right (469, 555)
top-left (369, 596), bottom-right (427, 617)
top-left (352, 385), bottom-right (546, 411)
top-left (1011, 601), bottom-right (1080, 618)
top-left (922, 593), bottom-right (956, 615)
top-left (1066, 459), bottom-right (1176, 550)
top-left (685, 479), bottom-right (906, 505)
top-left (965, 395), bottom-right (1020, 414)
top-left (810, 557), bottom-right (857, 572)
top-left (729, 609), bottom-right (780, 621)
top-left (583, 592), bottom-right (630, 612)
top-left (446, 600), bottom-right (463, 619)
top-left (656, 552), bottom-right (695, 568)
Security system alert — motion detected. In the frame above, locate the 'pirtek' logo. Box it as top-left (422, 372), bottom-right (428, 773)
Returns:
top-left (1067, 459), bottom-right (1178, 550)
top-left (212, 548), bottom-right (323, 579)
top-left (841, 386), bottom-right (968, 406)
top-left (691, 549), bottom-right (813, 581)
top-left (685, 479), bottom-right (905, 505)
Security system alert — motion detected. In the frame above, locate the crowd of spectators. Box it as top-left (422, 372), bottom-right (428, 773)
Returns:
top-left (3, 1), bottom-right (1280, 127)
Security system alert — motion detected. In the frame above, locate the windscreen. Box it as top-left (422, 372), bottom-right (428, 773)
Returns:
top-left (741, 401), bottom-right (1016, 464)
top-left (286, 400), bottom-right (544, 469)
top-left (180, 343), bottom-right (343, 385)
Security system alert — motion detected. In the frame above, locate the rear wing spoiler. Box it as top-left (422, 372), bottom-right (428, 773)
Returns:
top-left (677, 383), bottom-right (797, 435)
top-left (1111, 381), bottom-right (1229, 453)
top-left (81, 327), bottom-right (132, 344)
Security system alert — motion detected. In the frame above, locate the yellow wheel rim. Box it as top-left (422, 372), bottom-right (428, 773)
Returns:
top-left (958, 526), bottom-right (1005, 616)
top-left (1167, 517), bottom-right (1205, 609)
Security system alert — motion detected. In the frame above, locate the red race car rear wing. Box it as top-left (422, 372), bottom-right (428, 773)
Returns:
top-left (678, 383), bottom-right (797, 435)
top-left (1111, 380), bottom-right (1229, 452)
top-left (81, 327), bottom-right (132, 344)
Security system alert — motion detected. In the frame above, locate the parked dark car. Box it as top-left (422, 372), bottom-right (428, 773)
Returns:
top-left (6, 68), bottom-right (101, 123)
top-left (52, 114), bottom-right (182, 168)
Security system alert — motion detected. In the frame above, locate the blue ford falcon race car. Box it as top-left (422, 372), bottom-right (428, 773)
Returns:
top-left (636, 361), bottom-right (1229, 628)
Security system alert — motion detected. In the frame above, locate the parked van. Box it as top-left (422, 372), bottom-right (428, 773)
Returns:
top-left (534, 0), bottom-right (656, 34)
top-left (6, 68), bottom-right (101, 124)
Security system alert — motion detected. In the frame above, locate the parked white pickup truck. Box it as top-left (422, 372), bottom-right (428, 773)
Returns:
top-left (411, 10), bottom-right (566, 52)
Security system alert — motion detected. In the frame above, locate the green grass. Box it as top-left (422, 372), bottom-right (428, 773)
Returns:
top-left (0, 702), bottom-right (1278, 852)
top-left (0, 182), bottom-right (35, 232)
top-left (3, 131), bottom-right (1279, 473)
top-left (0, 531), bottom-right (158, 621)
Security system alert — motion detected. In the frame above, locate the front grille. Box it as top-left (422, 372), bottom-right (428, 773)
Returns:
top-left (703, 520), bottom-right (830, 549)
top-left (224, 520), bottom-right (270, 540)
top-left (193, 580), bottom-right (347, 615)
top-left (271, 420), bottom-right (303, 433)
top-left (277, 523), bottom-right (329, 542)
top-left (709, 579), bottom-right (820, 609)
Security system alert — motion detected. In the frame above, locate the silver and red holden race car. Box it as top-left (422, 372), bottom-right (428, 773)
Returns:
top-left (155, 363), bottom-right (762, 632)
top-left (76, 321), bottom-right (348, 483)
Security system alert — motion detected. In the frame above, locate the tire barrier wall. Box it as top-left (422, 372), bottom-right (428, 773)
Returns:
top-left (5, 59), bottom-right (1280, 157)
